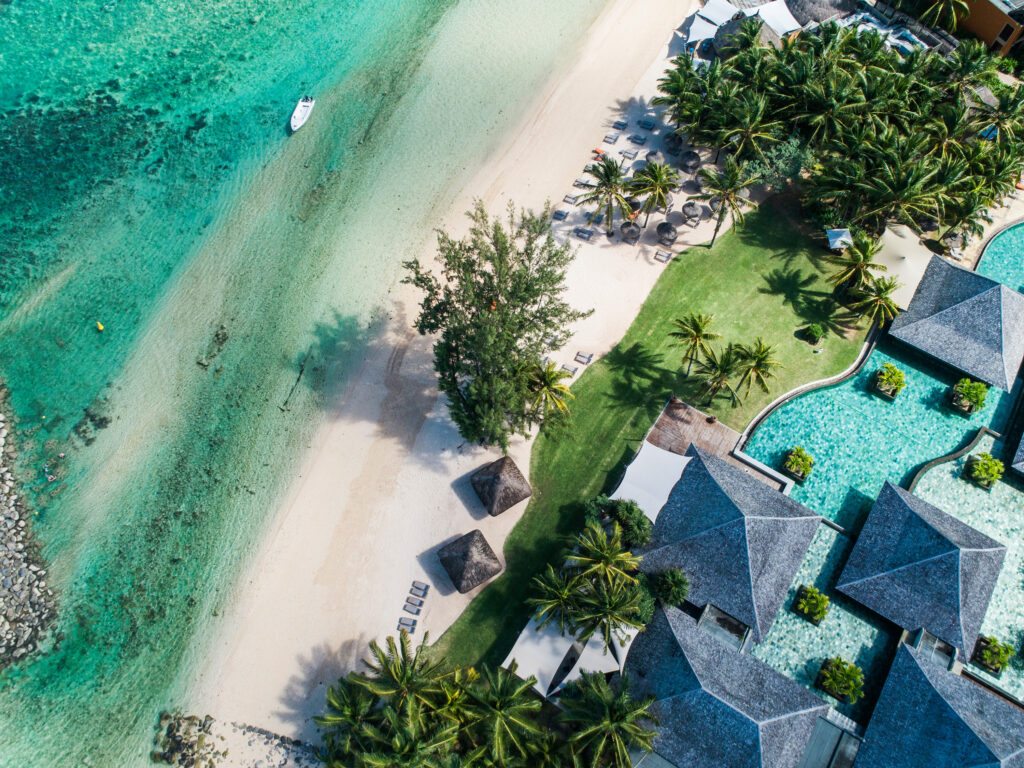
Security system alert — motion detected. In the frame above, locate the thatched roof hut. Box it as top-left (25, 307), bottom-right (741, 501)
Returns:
top-left (621, 221), bottom-right (641, 241)
top-left (646, 150), bottom-right (666, 165)
top-left (683, 201), bottom-right (701, 219)
top-left (471, 456), bottom-right (531, 516)
top-left (657, 221), bottom-right (679, 244)
top-left (438, 530), bottom-right (503, 593)
top-left (713, 16), bottom-right (782, 58)
top-left (785, 0), bottom-right (857, 26)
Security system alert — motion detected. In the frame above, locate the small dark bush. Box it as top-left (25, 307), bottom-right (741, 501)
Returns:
top-left (634, 573), bottom-right (657, 625)
top-left (584, 494), bottom-right (652, 547)
top-left (654, 569), bottom-right (691, 607)
top-left (806, 324), bottom-right (825, 343)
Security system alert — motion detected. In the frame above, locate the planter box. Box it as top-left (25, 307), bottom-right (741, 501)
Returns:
top-left (782, 451), bottom-right (811, 484)
top-left (963, 456), bottom-right (995, 492)
top-left (949, 390), bottom-right (976, 417)
top-left (972, 637), bottom-right (1006, 678)
top-left (792, 585), bottom-right (826, 626)
top-left (814, 660), bottom-right (848, 703)
top-left (873, 372), bottom-right (899, 401)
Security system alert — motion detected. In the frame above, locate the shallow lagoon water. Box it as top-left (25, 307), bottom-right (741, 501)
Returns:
top-left (0, 0), bottom-right (607, 763)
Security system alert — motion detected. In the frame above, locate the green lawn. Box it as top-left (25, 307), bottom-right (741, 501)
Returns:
top-left (429, 196), bottom-right (868, 668)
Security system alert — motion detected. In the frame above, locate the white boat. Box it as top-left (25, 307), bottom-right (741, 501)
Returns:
top-left (290, 96), bottom-right (315, 132)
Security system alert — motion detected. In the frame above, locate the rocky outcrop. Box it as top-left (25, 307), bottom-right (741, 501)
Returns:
top-left (153, 713), bottom-right (319, 768)
top-left (0, 404), bottom-right (56, 669)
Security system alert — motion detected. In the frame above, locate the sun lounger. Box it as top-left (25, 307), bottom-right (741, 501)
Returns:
top-left (410, 586), bottom-right (427, 598)
top-left (574, 178), bottom-right (592, 188)
top-left (575, 352), bottom-right (594, 365)
top-left (620, 149), bottom-right (638, 160)
top-left (552, 209), bottom-right (569, 221)
top-left (573, 227), bottom-right (594, 241)
top-left (399, 617), bottom-right (417, 627)
top-left (397, 623), bottom-right (415, 633)
top-left (412, 580), bottom-right (430, 592)
top-left (561, 363), bottom-right (580, 376)
top-left (612, 119), bottom-right (628, 130)
top-left (655, 250), bottom-right (673, 263)
top-left (406, 596), bottom-right (424, 607)
top-left (637, 118), bottom-right (656, 130)
top-left (604, 134), bottom-right (619, 145)
top-left (585, 211), bottom-right (604, 225)
top-left (627, 134), bottom-right (647, 146)
top-left (403, 604), bottom-right (421, 616)
top-left (564, 193), bottom-right (581, 205)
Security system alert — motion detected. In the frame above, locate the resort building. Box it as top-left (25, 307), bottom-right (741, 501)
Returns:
top-left (961, 0), bottom-right (1024, 55)
top-left (854, 644), bottom-right (1024, 767)
top-left (836, 482), bottom-right (1006, 658)
top-left (625, 605), bottom-right (829, 768)
top-left (889, 255), bottom-right (1024, 391)
top-left (638, 445), bottom-right (821, 645)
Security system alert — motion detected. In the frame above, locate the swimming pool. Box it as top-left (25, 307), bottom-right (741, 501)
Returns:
top-left (744, 340), bottom-right (1016, 529)
top-left (980, 222), bottom-right (1024, 293)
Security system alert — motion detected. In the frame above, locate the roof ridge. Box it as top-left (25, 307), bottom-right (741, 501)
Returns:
top-left (838, 547), bottom-right (958, 588)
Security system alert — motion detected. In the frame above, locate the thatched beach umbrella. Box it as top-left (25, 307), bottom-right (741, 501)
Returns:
top-left (646, 150), bottom-right (666, 165)
top-left (470, 457), bottom-right (531, 517)
top-left (438, 530), bottom-right (503, 593)
top-left (621, 221), bottom-right (642, 241)
top-left (664, 133), bottom-right (684, 151)
top-left (683, 201), bottom-right (700, 219)
top-left (681, 150), bottom-right (700, 165)
top-left (657, 221), bottom-right (679, 244)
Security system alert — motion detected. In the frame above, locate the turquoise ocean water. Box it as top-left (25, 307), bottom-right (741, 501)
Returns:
top-left (0, 0), bottom-right (607, 763)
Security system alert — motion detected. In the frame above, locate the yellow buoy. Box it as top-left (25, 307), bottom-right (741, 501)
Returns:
top-left (96, 321), bottom-right (104, 332)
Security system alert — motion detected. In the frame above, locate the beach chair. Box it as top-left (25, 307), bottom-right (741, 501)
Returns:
top-left (574, 178), bottom-right (592, 189)
top-left (412, 580), bottom-right (430, 593)
top-left (410, 586), bottom-right (428, 598)
top-left (403, 604), bottom-right (421, 616)
top-left (406, 596), bottom-right (424, 607)
top-left (564, 193), bottom-right (581, 205)
top-left (655, 250), bottom-right (673, 263)
top-left (397, 623), bottom-right (415, 633)
top-left (561, 363), bottom-right (580, 376)
top-left (637, 118), bottom-right (656, 131)
top-left (620, 149), bottom-right (638, 160)
top-left (573, 227), bottom-right (593, 241)
top-left (585, 211), bottom-right (604, 226)
top-left (627, 134), bottom-right (647, 146)
top-left (575, 352), bottom-right (594, 365)
top-left (552, 209), bottom-right (569, 221)
top-left (603, 134), bottom-right (619, 145)
top-left (399, 617), bottom-right (416, 628)
top-left (612, 119), bottom-right (628, 130)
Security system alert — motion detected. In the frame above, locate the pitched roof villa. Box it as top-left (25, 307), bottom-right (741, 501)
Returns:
top-left (625, 606), bottom-right (828, 768)
top-left (638, 445), bottom-right (820, 642)
top-left (889, 255), bottom-right (1024, 390)
top-left (854, 644), bottom-right (1024, 767)
top-left (836, 482), bottom-right (1005, 656)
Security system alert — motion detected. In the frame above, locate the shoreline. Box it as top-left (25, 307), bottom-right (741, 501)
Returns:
top-left (187, 0), bottom-right (696, 750)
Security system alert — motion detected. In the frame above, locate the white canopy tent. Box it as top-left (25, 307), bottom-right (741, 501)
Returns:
top-left (875, 224), bottom-right (935, 309)
top-left (559, 636), bottom-right (623, 691)
top-left (687, 14), bottom-right (721, 44)
top-left (503, 618), bottom-right (576, 696)
top-left (610, 441), bottom-right (691, 523)
top-left (699, 0), bottom-right (741, 25)
top-left (744, 0), bottom-right (802, 36)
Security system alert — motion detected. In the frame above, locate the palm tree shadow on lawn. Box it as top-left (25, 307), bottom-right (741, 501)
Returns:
top-left (734, 199), bottom-right (832, 274)
top-left (603, 342), bottom-right (681, 410)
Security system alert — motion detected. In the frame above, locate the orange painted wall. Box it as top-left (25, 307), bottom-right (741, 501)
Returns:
top-left (962, 0), bottom-right (1022, 54)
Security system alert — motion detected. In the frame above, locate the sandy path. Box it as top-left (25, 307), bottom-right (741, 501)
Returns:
top-left (188, 0), bottom-right (699, 744)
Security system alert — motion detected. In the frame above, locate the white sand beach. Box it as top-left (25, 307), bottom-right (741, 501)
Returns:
top-left (188, 0), bottom-right (708, 748)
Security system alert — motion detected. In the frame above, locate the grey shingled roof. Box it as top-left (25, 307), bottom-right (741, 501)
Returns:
top-left (624, 605), bottom-right (827, 768)
top-left (889, 255), bottom-right (1024, 390)
top-left (854, 643), bottom-right (1024, 768)
top-left (470, 457), bottom-right (531, 516)
top-left (837, 481), bottom-right (1005, 655)
top-left (437, 530), bottom-right (502, 593)
top-left (786, 0), bottom-right (858, 25)
top-left (638, 445), bottom-right (820, 642)
top-left (1014, 433), bottom-right (1024, 476)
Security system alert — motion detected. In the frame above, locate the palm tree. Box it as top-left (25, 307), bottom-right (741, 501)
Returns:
top-left (919, 0), bottom-right (970, 31)
top-left (736, 338), bottom-right (782, 394)
top-left (629, 162), bottom-right (680, 226)
top-left (942, 39), bottom-right (999, 99)
top-left (349, 633), bottom-right (444, 715)
top-left (573, 577), bottom-right (647, 651)
top-left (669, 312), bottom-right (720, 374)
top-left (558, 673), bottom-right (657, 768)
top-left (693, 343), bottom-right (744, 407)
top-left (853, 158), bottom-right (939, 229)
top-left (695, 156), bottom-right (760, 247)
top-left (720, 91), bottom-right (782, 162)
top-left (578, 156), bottom-right (633, 235)
top-left (316, 676), bottom-right (380, 758)
top-left (468, 662), bottom-right (543, 765)
top-left (826, 231), bottom-right (885, 290)
top-left (567, 521), bottom-right (641, 586)
top-left (528, 360), bottom-right (574, 420)
top-left (528, 564), bottom-right (582, 635)
top-left (853, 277), bottom-right (901, 326)
top-left (358, 703), bottom-right (459, 768)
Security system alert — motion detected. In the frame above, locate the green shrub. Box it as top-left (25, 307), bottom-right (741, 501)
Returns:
top-left (819, 657), bottom-right (864, 704)
top-left (785, 446), bottom-right (814, 477)
top-left (876, 363), bottom-right (906, 395)
top-left (654, 569), bottom-right (691, 607)
top-left (998, 56), bottom-right (1016, 74)
top-left (954, 378), bottom-right (988, 411)
top-left (980, 636), bottom-right (1015, 671)
top-left (584, 495), bottom-right (652, 547)
top-left (969, 453), bottom-right (1004, 486)
top-left (806, 323), bottom-right (825, 343)
top-left (634, 573), bottom-right (658, 626)
top-left (795, 585), bottom-right (830, 623)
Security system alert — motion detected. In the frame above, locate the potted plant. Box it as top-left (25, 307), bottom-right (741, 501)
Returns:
top-left (964, 453), bottom-right (1005, 491)
top-left (972, 635), bottom-right (1015, 677)
top-left (654, 568), bottom-right (691, 608)
top-left (804, 323), bottom-right (825, 345)
top-left (874, 363), bottom-right (906, 400)
top-left (815, 657), bottom-right (864, 704)
top-left (793, 585), bottom-right (830, 626)
top-left (783, 446), bottom-right (815, 483)
top-left (950, 378), bottom-right (988, 416)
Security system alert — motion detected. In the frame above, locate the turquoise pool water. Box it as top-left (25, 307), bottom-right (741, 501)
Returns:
top-left (753, 526), bottom-right (899, 723)
top-left (979, 222), bottom-right (1024, 292)
top-left (913, 434), bottom-right (1024, 700)
top-left (745, 340), bottom-right (1016, 530)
